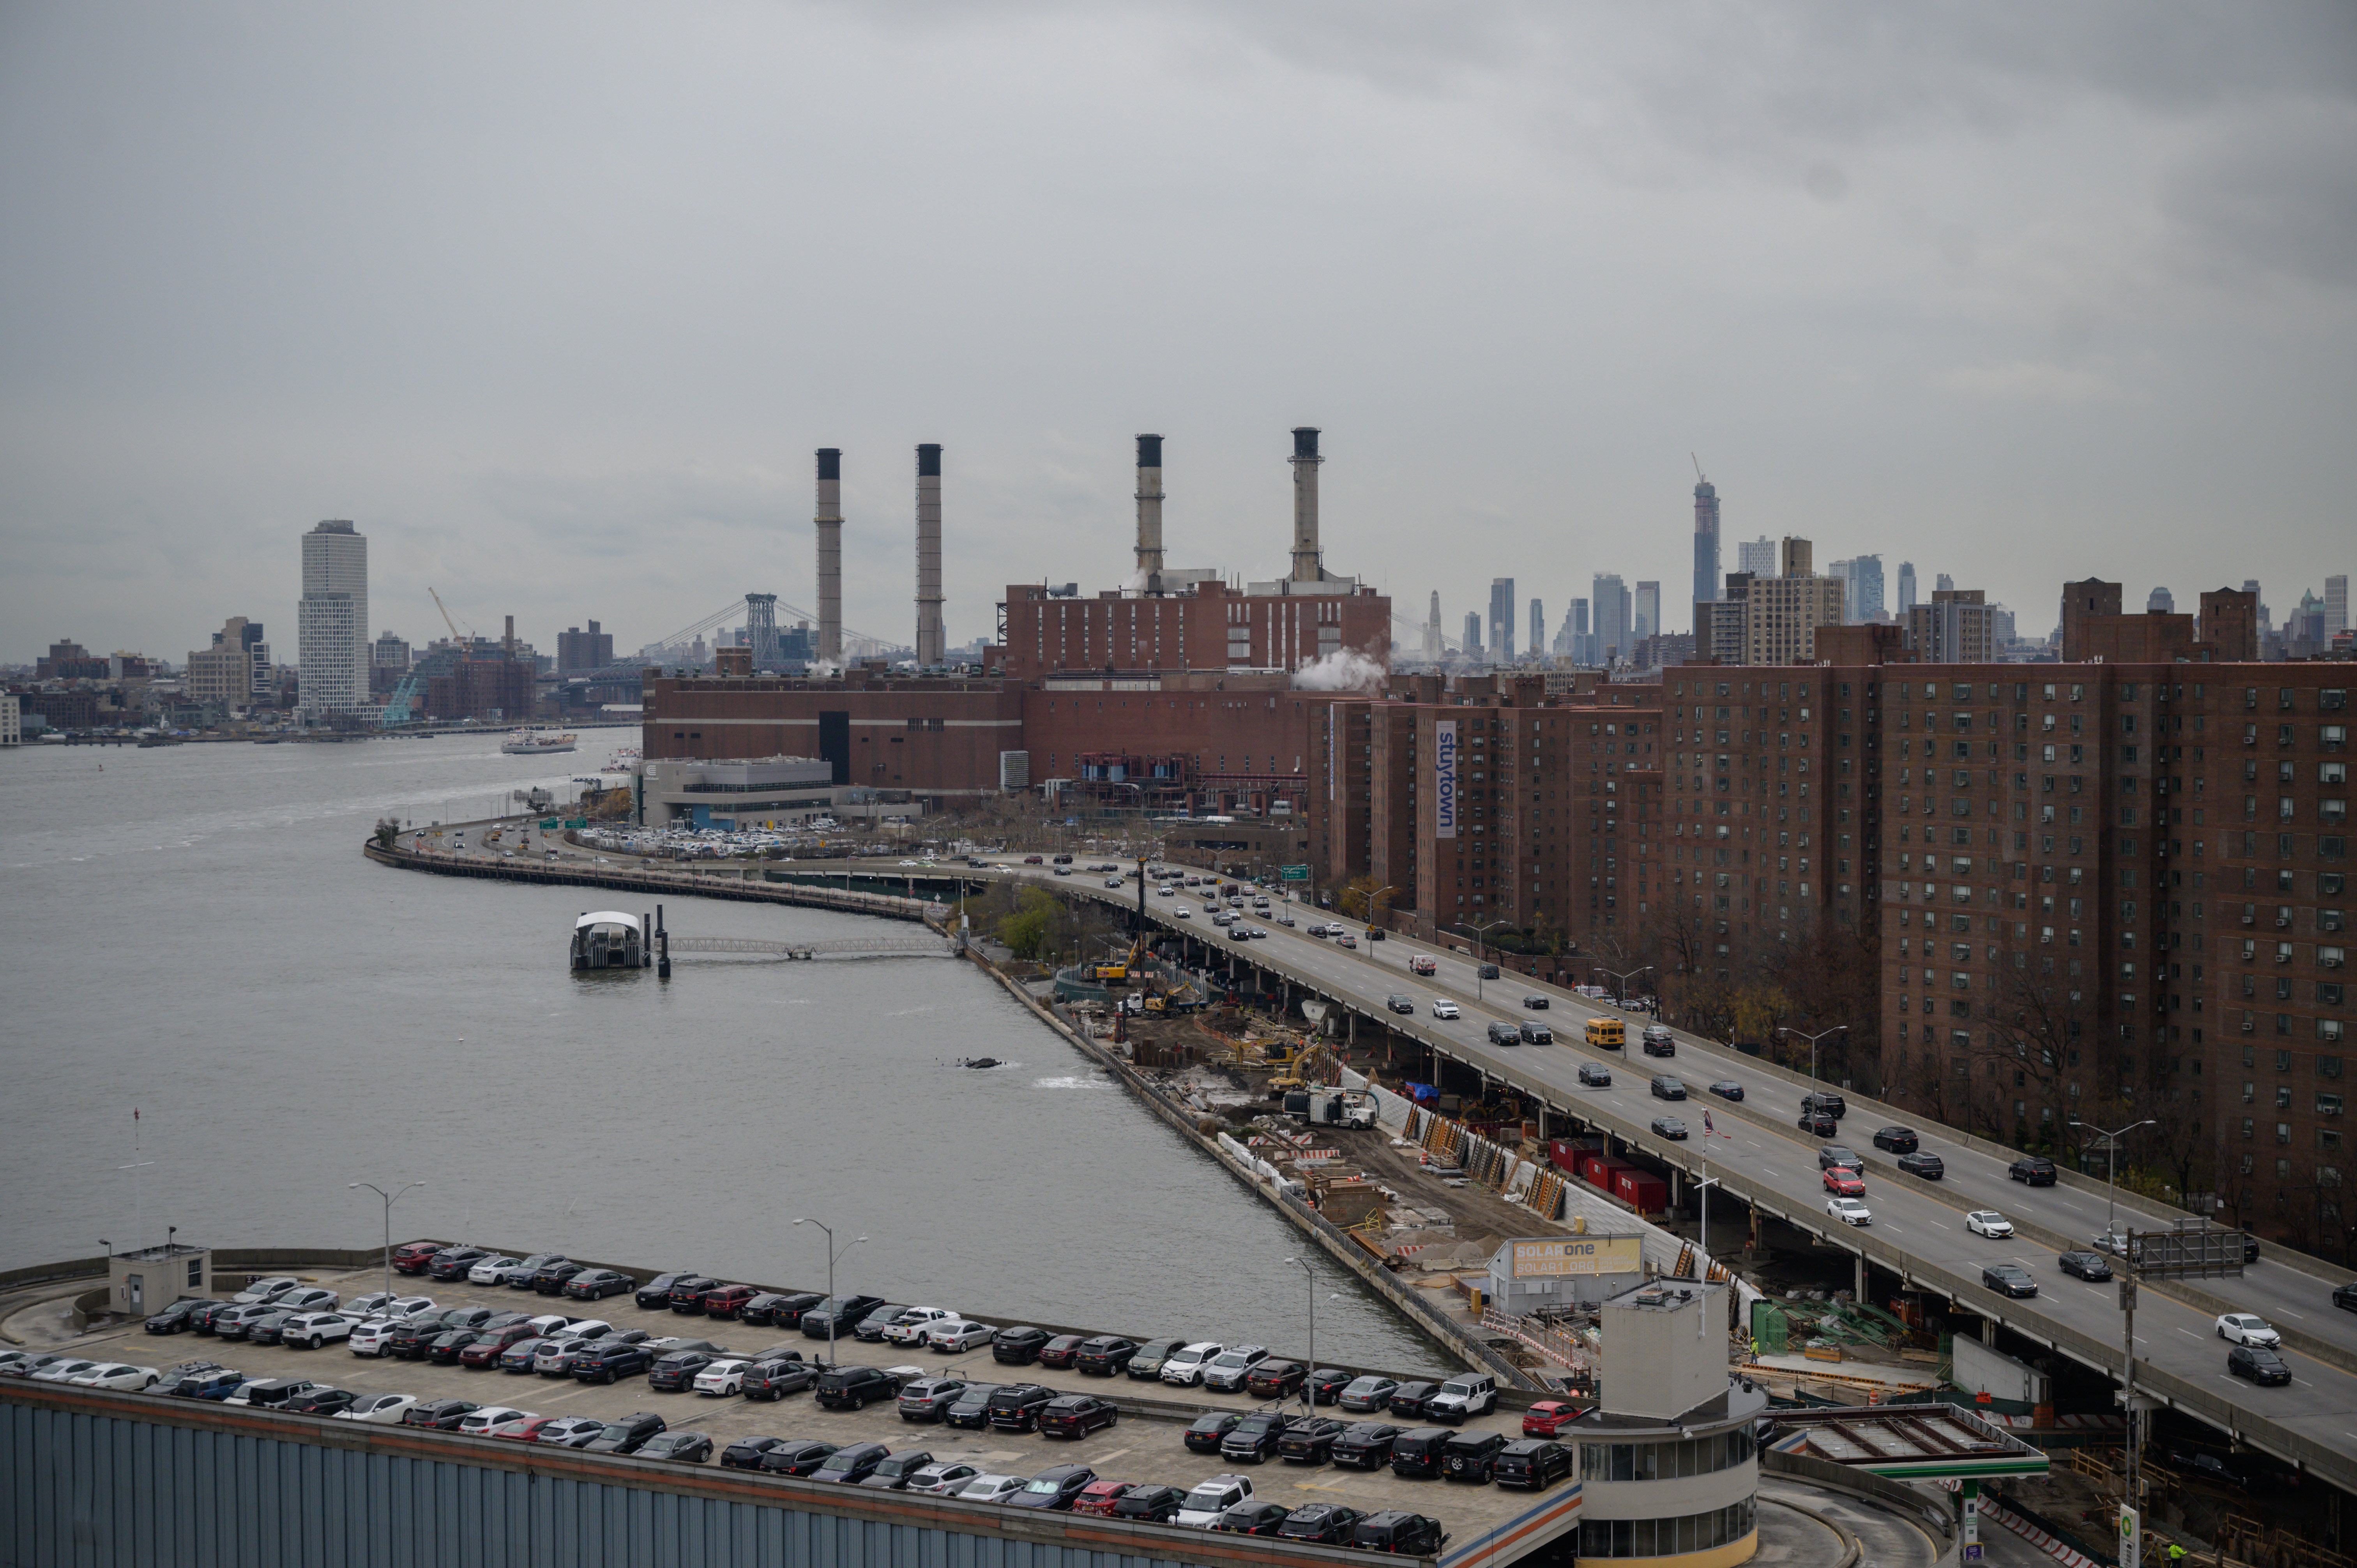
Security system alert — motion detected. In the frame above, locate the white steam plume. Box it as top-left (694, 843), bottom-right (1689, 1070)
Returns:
top-left (1290, 648), bottom-right (1385, 692)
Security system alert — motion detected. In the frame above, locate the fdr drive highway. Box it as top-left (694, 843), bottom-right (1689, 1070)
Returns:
top-left (981, 864), bottom-right (2357, 1497)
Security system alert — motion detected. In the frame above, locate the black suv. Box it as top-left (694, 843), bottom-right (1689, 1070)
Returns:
top-left (1441, 1430), bottom-right (1508, 1483)
top-left (800, 1295), bottom-right (887, 1340)
top-left (1352, 1512), bottom-right (1447, 1556)
top-left (1800, 1091), bottom-right (1846, 1121)
top-left (1387, 995), bottom-right (1415, 1015)
top-left (1388, 1427), bottom-right (1451, 1478)
top-left (427, 1247), bottom-right (489, 1281)
top-left (747, 1292), bottom-right (826, 1329)
top-left (1073, 1336), bottom-right (1138, 1375)
top-left (757, 1440), bottom-right (840, 1477)
top-left (634, 1272), bottom-right (702, 1311)
top-left (991, 1326), bottom-right (1051, 1364)
top-left (1331, 1423), bottom-right (1402, 1469)
top-left (1495, 1440), bottom-right (1574, 1490)
top-left (811, 1442), bottom-right (892, 1484)
top-left (665, 1275), bottom-right (723, 1313)
top-left (1486, 1022), bottom-right (1520, 1047)
top-left (1275, 1418), bottom-right (1349, 1464)
top-left (743, 1356), bottom-right (820, 1401)
top-left (1898, 1151), bottom-right (1945, 1180)
top-left (814, 1365), bottom-right (902, 1411)
top-left (986, 1383), bottom-right (1055, 1431)
top-left (1219, 1412), bottom-right (1290, 1464)
top-left (647, 1351), bottom-right (716, 1392)
top-left (530, 1261), bottom-right (587, 1294)
top-left (1281, 1504), bottom-right (1366, 1545)
top-left (1818, 1145), bottom-right (1863, 1171)
top-left (583, 1412), bottom-right (667, 1453)
top-left (1112, 1485), bottom-right (1184, 1523)
top-left (1649, 1075), bottom-right (1687, 1100)
top-left (1799, 1110), bottom-right (1839, 1138)
top-left (573, 1340), bottom-right (656, 1384)
top-left (2009, 1156), bottom-right (2058, 1186)
top-left (1871, 1126), bottom-right (1919, 1154)
top-left (144, 1298), bottom-right (223, 1335)
top-left (403, 1398), bottom-right (480, 1430)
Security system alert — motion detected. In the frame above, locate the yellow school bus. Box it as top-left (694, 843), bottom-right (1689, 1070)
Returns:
top-left (1585, 1017), bottom-right (1625, 1050)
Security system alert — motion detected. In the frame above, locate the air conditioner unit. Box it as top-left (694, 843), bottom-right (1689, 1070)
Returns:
top-left (2241, 1019), bottom-right (2256, 1032)
top-left (2325, 956), bottom-right (2345, 969)
top-left (2276, 916), bottom-right (2292, 928)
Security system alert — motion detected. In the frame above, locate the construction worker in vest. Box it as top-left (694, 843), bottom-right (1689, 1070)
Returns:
top-left (2166, 1545), bottom-right (2187, 1566)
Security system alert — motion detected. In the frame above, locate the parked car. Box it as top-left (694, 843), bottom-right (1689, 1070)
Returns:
top-left (1521, 1400), bottom-right (1580, 1437)
top-left (1387, 1381), bottom-right (1440, 1419)
top-left (582, 1412), bottom-right (668, 1453)
top-left (850, 1303), bottom-right (910, 1341)
top-left (699, 1285), bottom-right (759, 1320)
top-left (2216, 1314), bottom-right (2281, 1347)
top-left (1184, 1411), bottom-right (1245, 1454)
top-left (69, 1363), bottom-right (163, 1392)
top-left (1339, 1374), bottom-right (1400, 1412)
top-left (896, 1377), bottom-right (965, 1421)
top-left (737, 1291), bottom-right (817, 1327)
top-left (336, 1393), bottom-right (420, 1425)
top-left (857, 1451), bottom-right (942, 1492)
top-left (1073, 1336), bottom-right (1138, 1375)
top-left (664, 1275), bottom-right (723, 1314)
top-left (277, 1312), bottom-right (358, 1351)
top-left (633, 1272), bottom-right (701, 1311)
top-left (1352, 1512), bottom-right (1448, 1555)
top-left (1124, 1337), bottom-right (1182, 1379)
top-left (554, 1268), bottom-right (624, 1302)
top-left (2009, 1156), bottom-right (2059, 1186)
top-left (1175, 1475), bottom-right (1255, 1528)
top-left (1898, 1151), bottom-right (1946, 1180)
top-left (143, 1298), bottom-right (224, 1335)
top-left (1220, 1412), bottom-right (1292, 1464)
top-left (2058, 1251), bottom-right (2115, 1281)
top-left (1245, 1359), bottom-right (1306, 1399)
top-left (925, 1319), bottom-right (996, 1353)
top-left (811, 1442), bottom-right (891, 1484)
top-left (1215, 1501), bottom-right (1293, 1536)
top-left (815, 1365), bottom-right (903, 1411)
top-left (1200, 1345), bottom-right (1269, 1393)
top-left (232, 1277), bottom-right (304, 1305)
top-left (992, 1326), bottom-right (1052, 1365)
top-left (1331, 1422), bottom-right (1403, 1469)
top-left (954, 1473), bottom-right (1025, 1504)
top-left (637, 1432), bottom-right (713, 1464)
top-left (689, 1358), bottom-right (753, 1396)
top-left (528, 1260), bottom-right (587, 1294)
top-left (985, 1383), bottom-right (1055, 1431)
top-left (756, 1440), bottom-right (841, 1477)
top-left (427, 1248), bottom-right (490, 1282)
top-left (2227, 1344), bottom-right (2292, 1386)
top-left (572, 1340), bottom-right (656, 1384)
top-left (1111, 1484), bottom-right (1185, 1523)
top-left (1274, 1417), bottom-right (1349, 1463)
top-left (1007, 1464), bottom-right (1097, 1511)
top-left (390, 1241), bottom-right (447, 1275)
top-left (466, 1256), bottom-right (526, 1287)
top-left (456, 1406), bottom-right (536, 1437)
top-left (1036, 1335), bottom-right (1087, 1370)
top-left (1982, 1264), bottom-right (2038, 1298)
top-left (1424, 1375), bottom-right (1498, 1424)
top-left (942, 1383), bottom-right (1001, 1429)
top-left (743, 1355), bottom-right (822, 1402)
top-left (1306, 1367), bottom-right (1353, 1404)
top-left (168, 1367), bottom-right (250, 1400)
top-left (1966, 1210), bottom-right (2016, 1239)
top-left (403, 1398), bottom-right (481, 1430)
top-left (1441, 1430), bottom-right (1509, 1483)
top-left (881, 1307), bottom-right (957, 1346)
top-left (1039, 1395), bottom-right (1118, 1439)
top-left (1388, 1427), bottom-right (1452, 1478)
top-left (1069, 1479), bottom-right (1134, 1517)
top-left (1159, 1341), bottom-right (1221, 1384)
top-left (1872, 1126), bottom-right (1920, 1154)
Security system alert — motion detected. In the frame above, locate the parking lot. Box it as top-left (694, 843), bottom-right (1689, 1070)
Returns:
top-left (75, 1263), bottom-right (1568, 1550)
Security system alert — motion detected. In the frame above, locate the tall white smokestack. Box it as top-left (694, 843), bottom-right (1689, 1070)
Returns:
top-left (815, 448), bottom-right (843, 665)
top-left (915, 443), bottom-right (944, 666)
top-left (1134, 433), bottom-right (1164, 586)
top-left (1289, 426), bottom-right (1323, 583)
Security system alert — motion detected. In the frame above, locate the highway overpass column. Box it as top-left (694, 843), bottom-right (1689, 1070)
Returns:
top-left (1982, 1317), bottom-right (1997, 1346)
top-left (1854, 1254), bottom-right (1866, 1303)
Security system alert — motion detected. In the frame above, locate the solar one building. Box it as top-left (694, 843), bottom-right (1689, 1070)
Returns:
top-left (298, 520), bottom-right (368, 718)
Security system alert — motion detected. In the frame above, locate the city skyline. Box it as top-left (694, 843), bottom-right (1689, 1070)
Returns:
top-left (3, 4), bottom-right (2351, 662)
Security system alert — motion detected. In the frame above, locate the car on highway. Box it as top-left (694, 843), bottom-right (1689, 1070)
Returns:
top-left (1484, 1020), bottom-right (1520, 1046)
top-left (1818, 1146), bottom-right (1862, 1171)
top-left (2058, 1251), bottom-right (2115, 1281)
top-left (1823, 1168), bottom-right (1865, 1197)
top-left (1431, 1000), bottom-right (1459, 1019)
top-left (1331, 1423), bottom-right (1403, 1469)
top-left (2091, 1231), bottom-right (2134, 1258)
top-left (1872, 1126), bottom-right (1921, 1154)
top-left (2216, 1314), bottom-right (2281, 1347)
top-left (1386, 994), bottom-right (1415, 1014)
top-left (2227, 1344), bottom-right (2292, 1386)
top-left (1172, 906), bottom-right (1191, 919)
top-left (1827, 1197), bottom-right (1873, 1227)
top-left (2009, 1156), bottom-right (2059, 1186)
top-left (1966, 1210), bottom-right (2016, 1239)
top-left (1649, 1075), bottom-right (1687, 1100)
top-left (1708, 1080), bottom-right (1743, 1100)
top-left (1476, 962), bottom-right (1499, 979)
top-left (1039, 1395), bottom-right (1118, 1439)
top-left (1800, 1091), bottom-right (1847, 1121)
top-left (1898, 1151), bottom-right (1946, 1180)
top-left (1650, 1116), bottom-right (1689, 1140)
top-left (1799, 1109), bottom-right (1839, 1137)
top-left (1578, 1062), bottom-right (1613, 1087)
top-left (1521, 994), bottom-right (1550, 1010)
top-left (1518, 1020), bottom-right (1553, 1044)
top-left (1982, 1264), bottom-right (2038, 1298)
top-left (1640, 1024), bottom-right (1674, 1052)
top-left (2335, 1281), bottom-right (2357, 1314)
top-left (1640, 1031), bottom-right (1675, 1059)
top-left (1338, 1375), bottom-right (1400, 1412)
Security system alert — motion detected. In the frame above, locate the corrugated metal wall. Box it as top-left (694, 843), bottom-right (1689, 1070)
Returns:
top-left (0, 1402), bottom-right (1196, 1568)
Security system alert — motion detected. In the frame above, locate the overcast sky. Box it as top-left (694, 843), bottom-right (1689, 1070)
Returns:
top-left (4, 1), bottom-right (2352, 664)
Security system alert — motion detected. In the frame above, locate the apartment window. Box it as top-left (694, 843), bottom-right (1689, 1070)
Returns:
top-left (2277, 1123), bottom-right (2292, 1144)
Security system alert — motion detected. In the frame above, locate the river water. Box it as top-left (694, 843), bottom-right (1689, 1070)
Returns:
top-left (0, 735), bottom-right (1437, 1369)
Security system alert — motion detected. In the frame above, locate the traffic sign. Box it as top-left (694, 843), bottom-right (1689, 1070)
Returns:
top-left (1279, 864), bottom-right (1310, 881)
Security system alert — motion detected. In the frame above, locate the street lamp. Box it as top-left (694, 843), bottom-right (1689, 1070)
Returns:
top-left (1463, 917), bottom-right (1510, 1003)
top-left (1283, 1257), bottom-right (1340, 1416)
top-left (1594, 964), bottom-right (1654, 1010)
top-left (793, 1218), bottom-right (868, 1366)
top-left (2067, 1117), bottom-right (2157, 1236)
top-left (349, 1180), bottom-right (427, 1308)
top-left (1364, 885), bottom-right (1398, 938)
top-left (1778, 1024), bottom-right (1849, 1091)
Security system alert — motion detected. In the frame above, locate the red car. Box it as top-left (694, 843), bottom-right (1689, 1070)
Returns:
top-left (1822, 1168), bottom-right (1866, 1198)
top-left (1069, 1480), bottom-right (1133, 1517)
top-left (391, 1241), bottom-right (448, 1275)
top-left (700, 1285), bottom-right (758, 1319)
top-left (458, 1324), bottom-right (541, 1368)
top-left (1036, 1335), bottom-right (1086, 1370)
top-left (1521, 1400), bottom-right (1582, 1437)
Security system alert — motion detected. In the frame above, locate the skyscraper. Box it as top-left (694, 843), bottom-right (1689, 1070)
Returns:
top-left (1634, 581), bottom-right (1659, 645)
top-left (1425, 591), bottom-right (1442, 661)
top-left (1489, 578), bottom-right (1516, 664)
top-left (1566, 598), bottom-right (1589, 660)
top-left (1691, 477), bottom-right (1721, 617)
top-left (1935, 572), bottom-right (1955, 593)
top-left (1850, 555), bottom-right (1885, 622)
top-left (1737, 536), bottom-right (1778, 577)
top-left (298, 519), bottom-right (368, 718)
top-left (2325, 574), bottom-right (2346, 634)
top-left (1463, 612), bottom-right (1483, 658)
top-left (1592, 573), bottom-right (1630, 666)
top-left (2147, 586), bottom-right (2175, 614)
top-left (1897, 562), bottom-right (1919, 616)
top-left (1528, 598), bottom-right (1545, 664)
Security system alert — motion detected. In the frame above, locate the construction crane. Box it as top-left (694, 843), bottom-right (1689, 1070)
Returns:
top-left (428, 586), bottom-right (471, 645)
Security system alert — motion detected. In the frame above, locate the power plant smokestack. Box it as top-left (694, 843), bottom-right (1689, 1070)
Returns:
top-left (815, 449), bottom-right (843, 665)
top-left (1289, 426), bottom-right (1323, 583)
top-left (1134, 434), bottom-right (1164, 586)
top-left (915, 443), bottom-right (944, 667)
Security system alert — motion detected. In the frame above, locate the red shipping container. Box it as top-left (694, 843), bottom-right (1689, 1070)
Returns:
top-left (1613, 1169), bottom-right (1670, 1213)
top-left (1547, 1139), bottom-right (1594, 1174)
top-left (1573, 1151), bottom-right (1612, 1186)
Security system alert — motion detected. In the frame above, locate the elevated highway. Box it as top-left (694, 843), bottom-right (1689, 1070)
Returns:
top-left (964, 862), bottom-right (2357, 1497)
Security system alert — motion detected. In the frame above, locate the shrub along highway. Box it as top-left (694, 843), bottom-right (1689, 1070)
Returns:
top-left (974, 860), bottom-right (2357, 1497)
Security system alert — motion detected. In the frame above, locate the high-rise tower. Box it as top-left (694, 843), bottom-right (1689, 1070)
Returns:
top-left (1691, 473), bottom-right (1720, 619)
top-left (298, 519), bottom-right (368, 718)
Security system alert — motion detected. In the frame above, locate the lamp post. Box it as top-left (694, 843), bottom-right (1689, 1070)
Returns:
top-left (2067, 1117), bottom-right (2157, 1235)
top-left (348, 1180), bottom-right (426, 1309)
top-left (1364, 885), bottom-right (1398, 940)
top-left (1283, 1256), bottom-right (1339, 1417)
top-left (1463, 917), bottom-right (1509, 1003)
top-left (1594, 964), bottom-right (1654, 1010)
top-left (793, 1218), bottom-right (868, 1366)
top-left (1778, 1024), bottom-right (1850, 1091)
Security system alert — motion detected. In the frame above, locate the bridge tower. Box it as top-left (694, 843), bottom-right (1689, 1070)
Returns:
top-left (745, 593), bottom-right (781, 671)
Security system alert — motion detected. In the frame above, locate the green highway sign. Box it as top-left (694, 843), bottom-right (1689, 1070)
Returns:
top-left (1279, 864), bottom-right (1310, 881)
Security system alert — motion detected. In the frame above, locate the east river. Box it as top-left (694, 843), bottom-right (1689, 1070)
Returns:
top-left (0, 733), bottom-right (1437, 1368)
